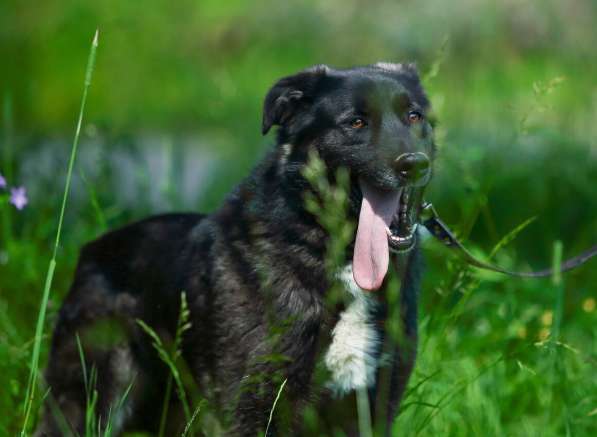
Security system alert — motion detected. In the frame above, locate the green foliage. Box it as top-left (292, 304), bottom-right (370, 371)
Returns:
top-left (302, 149), bottom-right (355, 280)
top-left (137, 292), bottom-right (198, 436)
top-left (75, 334), bottom-right (135, 437)
top-left (302, 151), bottom-right (375, 436)
top-left (19, 30), bottom-right (99, 437)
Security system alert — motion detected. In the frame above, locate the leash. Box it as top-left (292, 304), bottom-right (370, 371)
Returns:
top-left (420, 202), bottom-right (597, 278)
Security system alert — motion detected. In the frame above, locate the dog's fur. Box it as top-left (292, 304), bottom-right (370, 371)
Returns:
top-left (37, 63), bottom-right (435, 436)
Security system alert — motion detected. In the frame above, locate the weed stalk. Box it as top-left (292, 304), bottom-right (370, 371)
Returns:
top-left (21, 30), bottom-right (99, 436)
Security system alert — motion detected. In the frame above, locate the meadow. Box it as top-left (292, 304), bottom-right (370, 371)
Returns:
top-left (1, 0), bottom-right (596, 435)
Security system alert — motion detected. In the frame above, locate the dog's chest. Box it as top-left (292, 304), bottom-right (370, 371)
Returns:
top-left (324, 265), bottom-right (380, 395)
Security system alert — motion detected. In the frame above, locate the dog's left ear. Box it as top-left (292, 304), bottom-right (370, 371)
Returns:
top-left (262, 64), bottom-right (329, 135)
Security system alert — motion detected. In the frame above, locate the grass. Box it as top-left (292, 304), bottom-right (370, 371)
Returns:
top-left (136, 292), bottom-right (195, 435)
top-left (76, 334), bottom-right (135, 437)
top-left (393, 236), bottom-right (596, 436)
top-left (20, 29), bottom-right (99, 436)
top-left (356, 387), bottom-right (373, 437)
top-left (265, 378), bottom-right (287, 436)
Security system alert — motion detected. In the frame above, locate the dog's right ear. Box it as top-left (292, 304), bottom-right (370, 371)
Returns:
top-left (262, 65), bottom-right (329, 135)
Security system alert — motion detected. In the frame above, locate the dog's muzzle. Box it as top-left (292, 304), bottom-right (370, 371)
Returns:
top-left (387, 187), bottom-right (424, 253)
top-left (386, 151), bottom-right (431, 253)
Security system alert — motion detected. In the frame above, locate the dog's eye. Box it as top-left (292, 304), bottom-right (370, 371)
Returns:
top-left (408, 111), bottom-right (423, 124)
top-left (351, 118), bottom-right (366, 129)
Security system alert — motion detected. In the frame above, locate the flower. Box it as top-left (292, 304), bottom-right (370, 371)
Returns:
top-left (9, 186), bottom-right (28, 210)
top-left (0, 173), bottom-right (6, 189)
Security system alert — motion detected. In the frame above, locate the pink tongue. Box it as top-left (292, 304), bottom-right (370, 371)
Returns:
top-left (353, 181), bottom-right (401, 291)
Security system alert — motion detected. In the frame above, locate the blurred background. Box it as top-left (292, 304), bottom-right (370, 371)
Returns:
top-left (1, 0), bottom-right (596, 435)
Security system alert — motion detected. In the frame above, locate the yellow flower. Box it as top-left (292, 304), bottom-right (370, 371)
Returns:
top-left (582, 298), bottom-right (595, 313)
top-left (541, 310), bottom-right (553, 326)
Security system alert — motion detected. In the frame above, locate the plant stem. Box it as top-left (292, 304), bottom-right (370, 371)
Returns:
top-left (265, 378), bottom-right (287, 437)
top-left (21, 29), bottom-right (99, 436)
top-left (356, 387), bottom-right (373, 437)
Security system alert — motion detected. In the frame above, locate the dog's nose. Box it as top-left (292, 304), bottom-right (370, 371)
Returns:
top-left (393, 152), bottom-right (430, 182)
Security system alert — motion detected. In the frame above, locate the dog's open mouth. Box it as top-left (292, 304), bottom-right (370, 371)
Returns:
top-left (387, 187), bottom-right (419, 253)
top-left (353, 180), bottom-right (423, 291)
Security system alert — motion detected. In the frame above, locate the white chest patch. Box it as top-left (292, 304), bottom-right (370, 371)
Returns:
top-left (324, 264), bottom-right (380, 395)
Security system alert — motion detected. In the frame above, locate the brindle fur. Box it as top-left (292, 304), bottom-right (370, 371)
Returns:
top-left (37, 63), bottom-right (434, 436)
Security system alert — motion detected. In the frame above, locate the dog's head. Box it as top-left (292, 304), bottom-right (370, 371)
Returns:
top-left (263, 63), bottom-right (435, 291)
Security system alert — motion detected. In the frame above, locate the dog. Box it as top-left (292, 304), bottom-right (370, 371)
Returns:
top-left (37, 63), bottom-right (435, 436)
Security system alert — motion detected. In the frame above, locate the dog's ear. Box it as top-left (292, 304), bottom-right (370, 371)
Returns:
top-left (373, 62), bottom-right (420, 78)
top-left (262, 65), bottom-right (329, 135)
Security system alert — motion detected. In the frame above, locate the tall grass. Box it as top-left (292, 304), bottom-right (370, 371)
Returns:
top-left (302, 151), bottom-right (377, 435)
top-left (20, 30), bottom-right (99, 436)
top-left (546, 241), bottom-right (564, 421)
top-left (136, 291), bottom-right (195, 435)
top-left (264, 378), bottom-right (287, 436)
top-left (2, 94), bottom-right (14, 243)
top-left (75, 334), bottom-right (134, 437)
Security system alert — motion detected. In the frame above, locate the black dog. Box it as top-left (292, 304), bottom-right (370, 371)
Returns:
top-left (37, 63), bottom-right (435, 436)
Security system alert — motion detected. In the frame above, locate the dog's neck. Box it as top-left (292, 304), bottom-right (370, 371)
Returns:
top-left (231, 146), bottom-right (326, 229)
top-left (211, 147), bottom-right (331, 289)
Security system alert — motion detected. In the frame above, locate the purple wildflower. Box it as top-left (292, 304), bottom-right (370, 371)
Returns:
top-left (9, 186), bottom-right (28, 210)
top-left (0, 173), bottom-right (6, 189)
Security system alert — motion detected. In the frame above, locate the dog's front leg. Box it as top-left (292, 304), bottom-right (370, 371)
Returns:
top-left (231, 358), bottom-right (316, 436)
top-left (232, 376), bottom-right (279, 437)
top-left (226, 316), bottom-right (321, 436)
top-left (376, 247), bottom-right (422, 435)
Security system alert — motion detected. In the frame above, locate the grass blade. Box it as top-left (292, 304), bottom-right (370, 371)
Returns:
top-left (546, 241), bottom-right (564, 421)
top-left (265, 378), bottom-right (287, 436)
top-left (2, 94), bottom-right (14, 243)
top-left (21, 29), bottom-right (99, 436)
top-left (181, 404), bottom-right (202, 437)
top-left (136, 293), bottom-right (194, 430)
top-left (488, 216), bottom-right (537, 259)
top-left (356, 386), bottom-right (373, 437)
